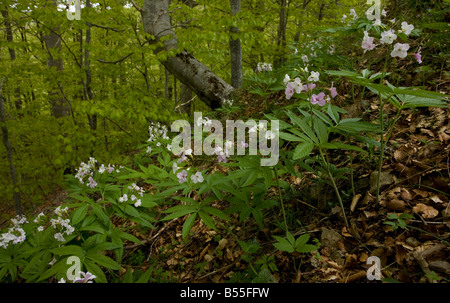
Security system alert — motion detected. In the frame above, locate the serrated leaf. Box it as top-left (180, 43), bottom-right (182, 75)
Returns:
top-left (198, 210), bottom-right (217, 231)
top-left (293, 142), bottom-right (314, 160)
top-left (84, 260), bottom-right (107, 283)
top-left (273, 236), bottom-right (294, 253)
top-left (86, 253), bottom-right (120, 270)
top-left (51, 245), bottom-right (85, 257)
top-left (182, 213), bottom-right (197, 239)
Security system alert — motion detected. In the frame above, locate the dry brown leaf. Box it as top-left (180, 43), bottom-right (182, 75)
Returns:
top-left (350, 194), bottom-right (362, 212)
top-left (413, 203), bottom-right (439, 218)
top-left (400, 188), bottom-right (413, 201)
top-left (430, 195), bottom-right (444, 204)
top-left (386, 199), bottom-right (406, 211)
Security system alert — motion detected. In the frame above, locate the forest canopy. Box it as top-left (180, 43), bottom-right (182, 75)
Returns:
top-left (0, 0), bottom-right (449, 284)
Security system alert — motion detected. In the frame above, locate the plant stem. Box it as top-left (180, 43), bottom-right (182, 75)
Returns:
top-left (273, 166), bottom-right (288, 232)
top-left (349, 154), bottom-right (356, 197)
top-left (375, 48), bottom-right (392, 204)
top-left (319, 148), bottom-right (350, 231)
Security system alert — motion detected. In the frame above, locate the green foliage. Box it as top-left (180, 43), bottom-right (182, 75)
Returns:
top-left (1, 0), bottom-right (449, 284)
top-left (273, 232), bottom-right (318, 254)
top-left (383, 213), bottom-right (414, 231)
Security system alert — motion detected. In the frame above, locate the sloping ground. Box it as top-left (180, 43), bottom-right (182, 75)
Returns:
top-left (117, 86), bottom-right (449, 283)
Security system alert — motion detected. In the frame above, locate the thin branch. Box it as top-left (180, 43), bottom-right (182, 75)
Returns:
top-left (86, 22), bottom-right (124, 32)
top-left (130, 0), bottom-right (142, 12)
top-left (96, 52), bottom-right (134, 64)
top-left (105, 117), bottom-right (133, 137)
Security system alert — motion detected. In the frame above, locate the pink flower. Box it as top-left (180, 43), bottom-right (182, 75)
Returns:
top-left (285, 82), bottom-right (294, 99)
top-left (302, 83), bottom-right (316, 92)
top-left (310, 92), bottom-right (326, 106)
top-left (362, 31), bottom-right (376, 52)
top-left (414, 48), bottom-right (422, 64)
top-left (330, 82), bottom-right (337, 98)
top-left (177, 152), bottom-right (187, 164)
top-left (106, 164), bottom-right (115, 173)
top-left (177, 170), bottom-right (187, 183)
top-left (87, 177), bottom-right (97, 189)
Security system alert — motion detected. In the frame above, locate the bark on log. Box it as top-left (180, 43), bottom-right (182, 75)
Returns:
top-left (141, 0), bottom-right (234, 109)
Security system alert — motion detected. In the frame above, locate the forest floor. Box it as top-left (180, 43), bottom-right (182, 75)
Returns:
top-left (121, 81), bottom-right (450, 283)
top-left (1, 82), bottom-right (449, 284)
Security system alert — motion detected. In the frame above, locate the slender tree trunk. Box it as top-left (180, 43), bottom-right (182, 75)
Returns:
top-left (164, 68), bottom-right (171, 99)
top-left (275, 0), bottom-right (288, 67)
top-left (175, 84), bottom-right (193, 115)
top-left (141, 0), bottom-right (233, 109)
top-left (229, 0), bottom-right (242, 89)
top-left (1, 8), bottom-right (22, 112)
top-left (0, 78), bottom-right (22, 215)
top-left (43, 1), bottom-right (69, 118)
top-left (85, 0), bottom-right (97, 131)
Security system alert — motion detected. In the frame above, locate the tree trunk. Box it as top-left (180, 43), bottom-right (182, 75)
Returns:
top-left (0, 78), bottom-right (22, 215)
top-left (85, 0), bottom-right (97, 131)
top-left (275, 0), bottom-right (288, 67)
top-left (43, 0), bottom-right (69, 118)
top-left (229, 0), bottom-right (242, 89)
top-left (141, 0), bottom-right (233, 109)
top-left (1, 8), bottom-right (22, 112)
top-left (175, 84), bottom-right (193, 115)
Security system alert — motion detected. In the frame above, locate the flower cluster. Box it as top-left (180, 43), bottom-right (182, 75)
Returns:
top-left (172, 146), bottom-right (204, 184)
top-left (148, 122), bottom-right (169, 142)
top-left (256, 62), bottom-right (272, 73)
top-left (59, 271), bottom-right (96, 283)
top-left (50, 206), bottom-right (75, 242)
top-left (283, 67), bottom-right (337, 106)
top-left (75, 157), bottom-right (97, 184)
top-left (360, 6), bottom-right (421, 63)
top-left (0, 215), bottom-right (28, 249)
top-left (75, 157), bottom-right (118, 189)
top-left (118, 183), bottom-right (145, 207)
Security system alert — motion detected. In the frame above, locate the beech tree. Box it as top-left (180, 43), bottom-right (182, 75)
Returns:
top-left (140, 0), bottom-right (234, 109)
top-left (229, 0), bottom-right (242, 89)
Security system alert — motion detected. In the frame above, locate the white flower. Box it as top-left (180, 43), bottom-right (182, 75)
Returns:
top-left (291, 77), bottom-right (303, 94)
top-left (225, 140), bottom-right (233, 151)
top-left (54, 232), bottom-right (65, 242)
top-left (350, 8), bottom-right (358, 20)
top-left (58, 278), bottom-right (66, 283)
top-left (33, 213), bottom-right (45, 223)
top-left (119, 194), bottom-right (128, 203)
top-left (146, 146), bottom-right (152, 154)
top-left (380, 30), bottom-right (397, 44)
top-left (283, 74), bottom-right (291, 85)
top-left (184, 148), bottom-right (192, 156)
top-left (213, 145), bottom-right (223, 155)
top-left (265, 130), bottom-right (275, 140)
top-left (301, 55), bottom-right (308, 63)
top-left (249, 125), bottom-right (258, 133)
top-left (134, 199), bottom-right (141, 207)
top-left (54, 206), bottom-right (68, 217)
top-left (308, 71), bottom-right (320, 83)
top-left (156, 142), bottom-right (161, 147)
top-left (172, 162), bottom-right (179, 174)
top-left (190, 172), bottom-right (204, 184)
top-left (391, 43), bottom-right (410, 58)
top-left (98, 164), bottom-right (106, 174)
top-left (37, 226), bottom-right (44, 232)
top-left (341, 14), bottom-right (347, 22)
top-left (400, 21), bottom-right (414, 35)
